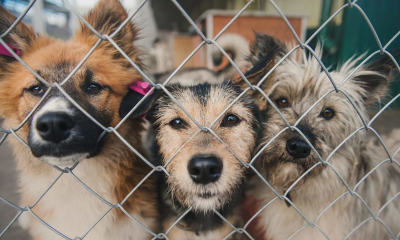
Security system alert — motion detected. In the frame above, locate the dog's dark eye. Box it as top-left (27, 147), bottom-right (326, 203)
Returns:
top-left (29, 85), bottom-right (45, 96)
top-left (276, 98), bottom-right (289, 108)
top-left (86, 83), bottom-right (103, 94)
top-left (221, 114), bottom-right (240, 127)
top-left (169, 118), bottom-right (187, 130)
top-left (321, 108), bottom-right (335, 120)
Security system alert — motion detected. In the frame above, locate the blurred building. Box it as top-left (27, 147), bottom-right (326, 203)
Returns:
top-left (3, 0), bottom-right (71, 39)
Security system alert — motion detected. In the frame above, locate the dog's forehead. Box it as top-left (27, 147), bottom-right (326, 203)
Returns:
top-left (159, 83), bottom-right (250, 120)
top-left (183, 84), bottom-right (236, 102)
top-left (273, 61), bottom-right (352, 100)
top-left (22, 40), bottom-right (137, 94)
top-left (269, 61), bottom-right (369, 123)
top-left (21, 41), bottom-right (86, 84)
top-left (36, 62), bottom-right (76, 83)
top-left (181, 83), bottom-right (240, 105)
top-left (25, 40), bottom-right (86, 67)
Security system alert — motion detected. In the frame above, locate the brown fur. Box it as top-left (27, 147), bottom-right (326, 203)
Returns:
top-left (141, 77), bottom-right (267, 239)
top-left (154, 84), bottom-right (259, 211)
top-left (0, 1), bottom-right (157, 239)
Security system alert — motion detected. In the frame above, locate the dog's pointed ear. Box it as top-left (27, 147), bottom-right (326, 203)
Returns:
top-left (76, 0), bottom-right (140, 63)
top-left (119, 89), bottom-right (162, 119)
top-left (0, 6), bottom-right (36, 68)
top-left (247, 32), bottom-right (287, 66)
top-left (353, 50), bottom-right (399, 106)
top-left (232, 45), bottom-right (279, 111)
top-left (231, 33), bottom-right (286, 111)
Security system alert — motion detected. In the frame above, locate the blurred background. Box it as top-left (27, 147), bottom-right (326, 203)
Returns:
top-left (1, 0), bottom-right (399, 79)
top-left (0, 0), bottom-right (399, 239)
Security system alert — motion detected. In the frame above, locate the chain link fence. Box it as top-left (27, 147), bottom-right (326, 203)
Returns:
top-left (0, 0), bottom-right (399, 239)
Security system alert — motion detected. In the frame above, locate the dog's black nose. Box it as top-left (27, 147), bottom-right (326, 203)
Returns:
top-left (36, 113), bottom-right (75, 143)
top-left (188, 156), bottom-right (223, 184)
top-left (286, 138), bottom-right (311, 158)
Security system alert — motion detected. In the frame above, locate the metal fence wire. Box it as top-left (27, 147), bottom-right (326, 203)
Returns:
top-left (1, 0), bottom-right (400, 239)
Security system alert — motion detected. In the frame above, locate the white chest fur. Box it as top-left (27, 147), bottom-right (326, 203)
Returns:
top-left (17, 159), bottom-right (152, 240)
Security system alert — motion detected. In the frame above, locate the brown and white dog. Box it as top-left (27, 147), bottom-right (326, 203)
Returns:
top-left (130, 49), bottom-right (278, 239)
top-left (244, 33), bottom-right (400, 240)
top-left (0, 1), bottom-right (157, 239)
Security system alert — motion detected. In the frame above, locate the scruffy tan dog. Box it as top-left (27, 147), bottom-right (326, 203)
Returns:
top-left (0, 1), bottom-right (158, 239)
top-left (130, 49), bottom-right (278, 239)
top-left (245, 33), bottom-right (400, 240)
top-left (149, 82), bottom-right (260, 240)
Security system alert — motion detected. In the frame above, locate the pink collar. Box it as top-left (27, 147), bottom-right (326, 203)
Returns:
top-left (129, 81), bottom-right (152, 95)
top-left (0, 43), bottom-right (21, 57)
top-left (128, 81), bottom-right (153, 119)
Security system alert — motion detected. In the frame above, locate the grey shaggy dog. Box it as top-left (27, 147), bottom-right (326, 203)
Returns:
top-left (245, 33), bottom-right (400, 240)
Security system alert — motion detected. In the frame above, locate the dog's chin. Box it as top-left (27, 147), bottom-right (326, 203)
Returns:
top-left (41, 153), bottom-right (90, 166)
top-left (265, 156), bottom-right (322, 190)
top-left (177, 187), bottom-right (238, 213)
top-left (267, 163), bottom-right (304, 189)
top-left (29, 138), bottom-right (104, 166)
top-left (190, 193), bottom-right (224, 213)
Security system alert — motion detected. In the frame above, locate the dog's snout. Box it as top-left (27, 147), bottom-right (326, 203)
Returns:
top-left (36, 113), bottom-right (75, 143)
top-left (286, 138), bottom-right (311, 158)
top-left (188, 156), bottom-right (223, 184)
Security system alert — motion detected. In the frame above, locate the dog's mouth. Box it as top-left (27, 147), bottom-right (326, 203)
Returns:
top-left (259, 138), bottom-right (327, 190)
top-left (275, 151), bottom-right (321, 172)
top-left (186, 188), bottom-right (241, 212)
top-left (28, 110), bottom-right (107, 164)
top-left (190, 191), bottom-right (222, 212)
top-left (26, 96), bottom-right (112, 165)
top-left (29, 137), bottom-right (104, 162)
top-left (170, 178), bottom-right (243, 212)
top-left (41, 153), bottom-right (90, 166)
top-left (284, 155), bottom-right (318, 164)
top-left (197, 192), bottom-right (217, 199)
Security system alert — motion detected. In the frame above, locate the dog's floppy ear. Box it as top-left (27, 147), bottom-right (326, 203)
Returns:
top-left (119, 88), bottom-right (162, 119)
top-left (76, 0), bottom-right (140, 64)
top-left (232, 45), bottom-right (279, 111)
top-left (353, 50), bottom-right (399, 106)
top-left (0, 6), bottom-right (36, 70)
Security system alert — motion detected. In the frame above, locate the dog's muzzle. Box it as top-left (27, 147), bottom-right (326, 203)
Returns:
top-left (188, 155), bottom-right (223, 184)
top-left (286, 138), bottom-right (311, 159)
top-left (284, 125), bottom-right (316, 159)
top-left (36, 112), bottom-right (75, 144)
top-left (27, 97), bottom-right (107, 166)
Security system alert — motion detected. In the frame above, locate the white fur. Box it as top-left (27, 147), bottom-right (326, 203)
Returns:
top-left (41, 153), bottom-right (89, 166)
top-left (16, 156), bottom-right (154, 240)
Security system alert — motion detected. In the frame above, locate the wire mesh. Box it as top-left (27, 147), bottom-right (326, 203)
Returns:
top-left (0, 0), bottom-right (399, 239)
